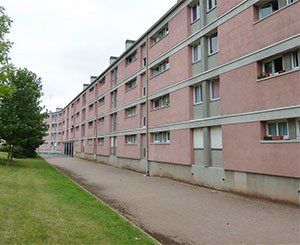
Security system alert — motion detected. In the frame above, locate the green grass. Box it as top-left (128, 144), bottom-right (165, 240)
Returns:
top-left (0, 153), bottom-right (155, 244)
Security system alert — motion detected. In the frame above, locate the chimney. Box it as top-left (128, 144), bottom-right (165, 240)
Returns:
top-left (125, 40), bottom-right (136, 50)
top-left (110, 56), bottom-right (118, 65)
top-left (90, 76), bottom-right (98, 83)
top-left (83, 83), bottom-right (89, 90)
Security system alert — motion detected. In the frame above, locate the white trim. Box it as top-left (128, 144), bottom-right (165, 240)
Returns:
top-left (192, 43), bottom-right (201, 63)
top-left (296, 119), bottom-right (300, 140)
top-left (209, 80), bottom-right (220, 101)
top-left (291, 50), bottom-right (299, 69)
top-left (191, 1), bottom-right (200, 23)
top-left (193, 84), bottom-right (203, 105)
top-left (207, 0), bottom-right (217, 12)
top-left (208, 33), bottom-right (218, 55)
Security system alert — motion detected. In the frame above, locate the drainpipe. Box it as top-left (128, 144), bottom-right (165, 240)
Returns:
top-left (145, 34), bottom-right (150, 176)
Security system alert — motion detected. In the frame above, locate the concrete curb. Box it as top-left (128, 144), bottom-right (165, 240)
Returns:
top-left (42, 157), bottom-right (161, 245)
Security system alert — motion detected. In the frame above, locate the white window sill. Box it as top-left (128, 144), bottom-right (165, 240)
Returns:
top-left (125, 114), bottom-right (137, 119)
top-left (191, 17), bottom-right (200, 25)
top-left (125, 143), bottom-right (138, 145)
top-left (125, 85), bottom-right (137, 93)
top-left (257, 68), bottom-right (299, 82)
top-left (207, 6), bottom-right (217, 14)
top-left (150, 33), bottom-right (169, 48)
top-left (260, 139), bottom-right (300, 144)
top-left (208, 51), bottom-right (218, 57)
top-left (151, 142), bottom-right (171, 145)
top-left (151, 105), bottom-right (170, 111)
top-left (194, 101), bottom-right (203, 106)
top-left (210, 98), bottom-right (221, 102)
top-left (192, 59), bottom-right (202, 65)
top-left (150, 67), bottom-right (170, 79)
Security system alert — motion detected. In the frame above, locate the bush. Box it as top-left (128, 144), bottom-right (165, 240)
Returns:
top-left (12, 145), bottom-right (37, 159)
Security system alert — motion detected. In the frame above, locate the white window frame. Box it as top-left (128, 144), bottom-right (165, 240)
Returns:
top-left (262, 56), bottom-right (284, 75)
top-left (98, 138), bottom-right (104, 145)
top-left (291, 50), bottom-right (299, 69)
top-left (207, 0), bottom-right (217, 12)
top-left (210, 80), bottom-right (220, 101)
top-left (152, 60), bottom-right (170, 77)
top-left (151, 26), bottom-right (169, 45)
top-left (208, 33), bottom-right (218, 55)
top-left (125, 79), bottom-right (137, 91)
top-left (193, 84), bottom-right (203, 105)
top-left (126, 106), bottom-right (137, 117)
top-left (267, 121), bottom-right (289, 140)
top-left (88, 121), bottom-right (93, 128)
top-left (296, 119), bottom-right (300, 140)
top-left (98, 117), bottom-right (105, 125)
top-left (142, 116), bottom-right (147, 128)
top-left (153, 131), bottom-right (170, 144)
top-left (192, 43), bottom-right (201, 63)
top-left (126, 51), bottom-right (137, 65)
top-left (152, 95), bottom-right (170, 109)
top-left (286, 0), bottom-right (295, 4)
top-left (87, 139), bottom-right (93, 145)
top-left (125, 135), bottom-right (137, 144)
top-left (191, 2), bottom-right (200, 23)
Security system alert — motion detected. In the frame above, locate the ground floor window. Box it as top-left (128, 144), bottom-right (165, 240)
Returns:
top-left (266, 121), bottom-right (289, 140)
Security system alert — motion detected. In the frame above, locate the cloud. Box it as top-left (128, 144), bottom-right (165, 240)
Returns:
top-left (2, 0), bottom-right (177, 111)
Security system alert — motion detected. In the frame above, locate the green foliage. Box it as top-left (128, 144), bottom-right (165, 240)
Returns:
top-left (0, 68), bottom-right (48, 160)
top-left (0, 6), bottom-right (13, 100)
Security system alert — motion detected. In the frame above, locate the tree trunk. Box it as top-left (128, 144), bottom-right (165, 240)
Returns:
top-left (6, 145), bottom-right (11, 166)
top-left (10, 145), bottom-right (13, 161)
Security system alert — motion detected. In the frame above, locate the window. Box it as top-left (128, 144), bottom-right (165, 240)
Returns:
top-left (99, 77), bottom-right (105, 86)
top-left (191, 2), bottom-right (200, 22)
top-left (151, 60), bottom-right (170, 76)
top-left (152, 95), bottom-right (170, 109)
top-left (153, 131), bottom-right (170, 144)
top-left (297, 120), bottom-right (300, 140)
top-left (88, 121), bottom-right (93, 128)
top-left (125, 135), bottom-right (137, 144)
top-left (98, 117), bottom-right (105, 125)
top-left (194, 84), bottom-right (202, 104)
top-left (89, 86), bottom-right (94, 93)
top-left (99, 97), bottom-right (105, 105)
top-left (286, 0), bottom-right (295, 4)
top-left (262, 57), bottom-right (283, 75)
top-left (193, 128), bottom-right (204, 148)
top-left (267, 121), bottom-right (289, 139)
top-left (87, 139), bottom-right (93, 145)
top-left (142, 57), bottom-right (147, 67)
top-left (111, 67), bottom-right (118, 85)
top-left (98, 138), bottom-right (104, 145)
top-left (192, 43), bottom-right (201, 63)
top-left (125, 106), bottom-right (137, 117)
top-left (210, 126), bottom-right (222, 149)
top-left (292, 51), bottom-right (299, 69)
top-left (125, 79), bottom-right (137, 91)
top-left (142, 86), bottom-right (146, 97)
top-left (258, 1), bottom-right (279, 19)
top-left (208, 33), bottom-right (218, 55)
top-left (89, 104), bottom-right (94, 111)
top-left (142, 116), bottom-right (146, 128)
top-left (151, 26), bottom-right (169, 45)
top-left (126, 51), bottom-right (137, 65)
top-left (207, 0), bottom-right (217, 12)
top-left (210, 80), bottom-right (220, 101)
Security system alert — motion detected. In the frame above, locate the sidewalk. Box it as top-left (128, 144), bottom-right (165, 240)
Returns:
top-left (43, 154), bottom-right (300, 245)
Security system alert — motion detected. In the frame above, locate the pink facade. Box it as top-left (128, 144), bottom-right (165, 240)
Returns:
top-left (41, 0), bottom-right (300, 201)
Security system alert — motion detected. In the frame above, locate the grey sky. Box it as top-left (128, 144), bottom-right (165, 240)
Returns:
top-left (2, 0), bottom-right (177, 111)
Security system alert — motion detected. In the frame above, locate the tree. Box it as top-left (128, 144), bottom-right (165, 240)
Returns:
top-left (0, 68), bottom-right (48, 164)
top-left (0, 6), bottom-right (13, 100)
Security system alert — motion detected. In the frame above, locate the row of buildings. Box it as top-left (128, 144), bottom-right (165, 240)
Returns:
top-left (40, 0), bottom-right (300, 205)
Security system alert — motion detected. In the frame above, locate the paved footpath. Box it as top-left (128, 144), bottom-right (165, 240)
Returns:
top-left (42, 154), bottom-right (300, 245)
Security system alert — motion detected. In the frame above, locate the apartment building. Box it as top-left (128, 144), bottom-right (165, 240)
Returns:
top-left (39, 0), bottom-right (300, 205)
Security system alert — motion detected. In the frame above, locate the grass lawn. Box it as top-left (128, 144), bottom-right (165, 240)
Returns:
top-left (0, 153), bottom-right (155, 244)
